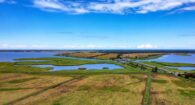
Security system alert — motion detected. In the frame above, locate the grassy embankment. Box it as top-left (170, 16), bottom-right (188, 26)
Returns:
top-left (142, 72), bottom-right (152, 105)
top-left (142, 61), bottom-right (195, 73)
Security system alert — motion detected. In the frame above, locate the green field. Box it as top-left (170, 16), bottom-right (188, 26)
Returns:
top-left (0, 57), bottom-right (194, 105)
top-left (142, 61), bottom-right (195, 73)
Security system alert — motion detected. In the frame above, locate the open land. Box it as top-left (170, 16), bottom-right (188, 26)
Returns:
top-left (0, 51), bottom-right (194, 105)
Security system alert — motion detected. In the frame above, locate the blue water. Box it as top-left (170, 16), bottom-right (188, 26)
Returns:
top-left (0, 52), bottom-right (122, 70)
top-left (33, 64), bottom-right (123, 71)
top-left (145, 54), bottom-right (195, 64)
top-left (0, 52), bottom-right (102, 62)
top-left (0, 52), bottom-right (57, 62)
top-left (166, 66), bottom-right (195, 71)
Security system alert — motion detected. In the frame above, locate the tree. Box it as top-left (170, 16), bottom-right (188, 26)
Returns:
top-left (152, 67), bottom-right (158, 72)
top-left (140, 65), bottom-right (145, 70)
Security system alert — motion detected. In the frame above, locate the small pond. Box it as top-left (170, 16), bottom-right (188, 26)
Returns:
top-left (33, 64), bottom-right (123, 71)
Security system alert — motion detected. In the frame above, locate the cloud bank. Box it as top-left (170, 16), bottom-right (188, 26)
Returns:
top-left (1, 0), bottom-right (194, 14)
top-left (31, 0), bottom-right (195, 14)
top-left (137, 44), bottom-right (157, 49)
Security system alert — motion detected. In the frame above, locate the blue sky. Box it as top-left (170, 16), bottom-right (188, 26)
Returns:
top-left (0, 0), bottom-right (195, 49)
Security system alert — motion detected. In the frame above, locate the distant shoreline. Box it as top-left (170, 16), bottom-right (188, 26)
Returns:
top-left (0, 49), bottom-right (195, 53)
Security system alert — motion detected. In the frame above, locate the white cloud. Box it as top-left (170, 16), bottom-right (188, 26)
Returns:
top-left (63, 44), bottom-right (133, 49)
top-left (179, 5), bottom-right (195, 11)
top-left (34, 0), bottom-right (67, 11)
top-left (32, 0), bottom-right (195, 14)
top-left (0, 43), bottom-right (9, 47)
top-left (0, 43), bottom-right (50, 49)
top-left (137, 44), bottom-right (157, 49)
top-left (33, 0), bottom-right (89, 14)
top-left (0, 43), bottom-right (27, 49)
top-left (168, 5), bottom-right (195, 14)
top-left (63, 44), bottom-right (104, 49)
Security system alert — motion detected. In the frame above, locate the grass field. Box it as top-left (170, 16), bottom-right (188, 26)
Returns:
top-left (67, 52), bottom-right (105, 58)
top-left (56, 52), bottom-right (104, 58)
top-left (15, 57), bottom-right (108, 66)
top-left (0, 73), bottom-right (72, 104)
top-left (56, 52), bottom-right (164, 60)
top-left (121, 53), bottom-right (164, 60)
top-left (150, 74), bottom-right (195, 105)
top-left (0, 74), bottom-right (146, 105)
top-left (56, 52), bottom-right (119, 60)
top-left (0, 70), bottom-right (194, 105)
top-left (0, 59), bottom-right (146, 76)
top-left (95, 53), bottom-right (119, 59)
top-left (0, 55), bottom-right (194, 105)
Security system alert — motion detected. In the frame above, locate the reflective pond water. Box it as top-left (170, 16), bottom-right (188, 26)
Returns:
top-left (166, 66), bottom-right (195, 71)
top-left (0, 52), bottom-right (57, 62)
top-left (145, 54), bottom-right (195, 64)
top-left (0, 52), bottom-right (102, 62)
top-left (33, 64), bottom-right (123, 71)
top-left (0, 52), bottom-right (123, 70)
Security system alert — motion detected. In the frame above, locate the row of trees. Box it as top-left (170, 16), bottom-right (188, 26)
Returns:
top-left (127, 62), bottom-right (159, 72)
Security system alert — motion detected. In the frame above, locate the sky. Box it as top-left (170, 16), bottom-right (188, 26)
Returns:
top-left (0, 0), bottom-right (195, 50)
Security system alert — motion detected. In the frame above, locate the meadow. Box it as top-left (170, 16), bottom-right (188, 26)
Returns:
top-left (150, 74), bottom-right (195, 105)
top-left (0, 54), bottom-right (194, 105)
top-left (57, 52), bottom-right (165, 60)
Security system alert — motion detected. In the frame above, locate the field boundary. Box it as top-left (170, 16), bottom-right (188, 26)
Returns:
top-left (142, 73), bottom-right (152, 105)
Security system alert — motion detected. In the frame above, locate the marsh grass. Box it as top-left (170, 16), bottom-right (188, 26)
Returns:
top-left (0, 88), bottom-right (30, 91)
top-left (16, 57), bottom-right (108, 66)
top-left (150, 74), bottom-right (195, 105)
top-left (121, 53), bottom-right (164, 60)
top-left (6, 77), bottom-right (38, 83)
top-left (178, 89), bottom-right (195, 99)
top-left (79, 85), bottom-right (130, 92)
top-left (152, 79), bottom-right (167, 84)
top-left (95, 53), bottom-right (118, 59)
top-left (29, 74), bottom-right (146, 105)
top-left (172, 79), bottom-right (195, 88)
